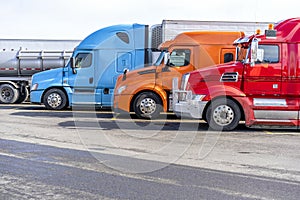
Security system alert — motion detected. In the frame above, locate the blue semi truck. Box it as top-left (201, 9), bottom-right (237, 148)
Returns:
top-left (30, 20), bottom-right (271, 110)
top-left (30, 24), bottom-right (152, 109)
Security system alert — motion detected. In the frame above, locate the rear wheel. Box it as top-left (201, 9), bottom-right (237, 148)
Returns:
top-left (133, 92), bottom-right (162, 119)
top-left (206, 98), bottom-right (241, 131)
top-left (0, 84), bottom-right (20, 104)
top-left (15, 87), bottom-right (29, 104)
top-left (43, 88), bottom-right (68, 110)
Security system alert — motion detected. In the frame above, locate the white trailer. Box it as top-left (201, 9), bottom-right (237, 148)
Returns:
top-left (150, 19), bottom-right (272, 49)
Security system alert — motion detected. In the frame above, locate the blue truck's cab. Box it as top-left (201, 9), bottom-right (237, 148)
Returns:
top-left (30, 24), bottom-right (151, 109)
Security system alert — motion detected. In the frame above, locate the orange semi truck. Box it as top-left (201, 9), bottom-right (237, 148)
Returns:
top-left (114, 31), bottom-right (244, 119)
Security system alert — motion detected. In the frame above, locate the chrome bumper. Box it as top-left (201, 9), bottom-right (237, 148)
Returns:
top-left (173, 98), bottom-right (208, 119)
top-left (172, 78), bottom-right (208, 119)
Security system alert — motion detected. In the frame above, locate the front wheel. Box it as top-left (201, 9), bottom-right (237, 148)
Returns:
top-left (206, 98), bottom-right (241, 131)
top-left (43, 88), bottom-right (68, 110)
top-left (133, 92), bottom-right (162, 119)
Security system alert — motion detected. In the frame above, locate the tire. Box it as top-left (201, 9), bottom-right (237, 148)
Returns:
top-left (15, 87), bottom-right (29, 104)
top-left (0, 84), bottom-right (20, 104)
top-left (133, 92), bottom-right (162, 119)
top-left (206, 98), bottom-right (241, 131)
top-left (43, 88), bottom-right (68, 110)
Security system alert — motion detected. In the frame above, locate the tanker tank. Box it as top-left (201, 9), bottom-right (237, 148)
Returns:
top-left (0, 39), bottom-right (80, 104)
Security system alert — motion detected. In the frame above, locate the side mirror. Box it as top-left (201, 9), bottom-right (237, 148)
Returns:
top-left (72, 68), bottom-right (77, 74)
top-left (250, 39), bottom-right (259, 66)
top-left (70, 57), bottom-right (75, 68)
top-left (164, 52), bottom-right (170, 65)
top-left (122, 68), bottom-right (129, 81)
top-left (70, 57), bottom-right (77, 74)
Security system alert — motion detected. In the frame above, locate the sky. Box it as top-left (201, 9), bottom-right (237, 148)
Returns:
top-left (1, 0), bottom-right (299, 40)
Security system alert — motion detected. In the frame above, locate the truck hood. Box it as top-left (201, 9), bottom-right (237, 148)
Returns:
top-left (189, 61), bottom-right (244, 81)
top-left (115, 66), bottom-right (157, 95)
top-left (31, 68), bottom-right (63, 90)
top-left (187, 61), bottom-right (244, 93)
top-left (120, 66), bottom-right (157, 84)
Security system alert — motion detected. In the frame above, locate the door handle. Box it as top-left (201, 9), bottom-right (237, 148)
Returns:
top-left (89, 77), bottom-right (93, 84)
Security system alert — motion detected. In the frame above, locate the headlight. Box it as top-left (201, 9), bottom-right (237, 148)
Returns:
top-left (117, 85), bottom-right (127, 94)
top-left (31, 83), bottom-right (38, 91)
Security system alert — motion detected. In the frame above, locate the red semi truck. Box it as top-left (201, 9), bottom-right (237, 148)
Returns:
top-left (172, 18), bottom-right (300, 131)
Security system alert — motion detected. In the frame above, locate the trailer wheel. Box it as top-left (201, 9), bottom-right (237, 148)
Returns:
top-left (206, 98), bottom-right (241, 131)
top-left (15, 87), bottom-right (29, 104)
top-left (43, 88), bottom-right (67, 110)
top-left (133, 92), bottom-right (162, 119)
top-left (0, 84), bottom-right (20, 104)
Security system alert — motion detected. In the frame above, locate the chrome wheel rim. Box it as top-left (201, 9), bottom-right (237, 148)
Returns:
top-left (213, 105), bottom-right (234, 126)
top-left (1, 87), bottom-right (13, 101)
top-left (47, 93), bottom-right (62, 108)
top-left (139, 98), bottom-right (156, 116)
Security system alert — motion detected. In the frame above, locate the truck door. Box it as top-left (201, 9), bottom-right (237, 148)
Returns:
top-left (68, 51), bottom-right (96, 105)
top-left (96, 51), bottom-right (133, 107)
top-left (243, 44), bottom-right (282, 96)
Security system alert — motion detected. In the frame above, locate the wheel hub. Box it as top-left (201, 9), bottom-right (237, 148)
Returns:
top-left (140, 98), bottom-right (156, 115)
top-left (2, 88), bottom-right (12, 100)
top-left (47, 93), bottom-right (62, 108)
top-left (5, 91), bottom-right (10, 97)
top-left (213, 105), bottom-right (234, 126)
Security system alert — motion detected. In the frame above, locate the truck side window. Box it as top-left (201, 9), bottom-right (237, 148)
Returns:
top-left (75, 53), bottom-right (92, 68)
top-left (168, 49), bottom-right (190, 67)
top-left (116, 32), bottom-right (130, 44)
top-left (256, 45), bottom-right (279, 63)
top-left (224, 53), bottom-right (234, 63)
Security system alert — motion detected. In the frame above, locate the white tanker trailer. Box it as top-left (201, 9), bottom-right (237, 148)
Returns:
top-left (0, 39), bottom-right (80, 104)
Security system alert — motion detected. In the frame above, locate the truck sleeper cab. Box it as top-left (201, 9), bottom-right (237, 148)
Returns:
top-left (114, 31), bottom-right (244, 119)
top-left (173, 18), bottom-right (300, 131)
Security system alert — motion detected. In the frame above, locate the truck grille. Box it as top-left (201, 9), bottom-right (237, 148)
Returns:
top-left (220, 72), bottom-right (239, 82)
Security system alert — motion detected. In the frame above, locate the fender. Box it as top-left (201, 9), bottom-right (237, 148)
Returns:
top-left (131, 84), bottom-right (168, 112)
top-left (203, 85), bottom-right (246, 101)
top-left (41, 86), bottom-right (71, 106)
top-left (0, 81), bottom-right (20, 89)
top-left (153, 85), bottom-right (168, 112)
top-left (205, 85), bottom-right (255, 124)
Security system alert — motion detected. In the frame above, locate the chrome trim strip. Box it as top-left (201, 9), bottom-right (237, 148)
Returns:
top-left (254, 119), bottom-right (292, 123)
top-left (254, 110), bottom-right (298, 120)
top-left (253, 98), bottom-right (287, 107)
